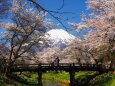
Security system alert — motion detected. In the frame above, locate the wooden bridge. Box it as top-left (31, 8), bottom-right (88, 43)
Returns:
top-left (10, 63), bottom-right (111, 86)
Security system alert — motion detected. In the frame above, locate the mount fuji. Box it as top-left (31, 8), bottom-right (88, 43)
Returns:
top-left (46, 29), bottom-right (76, 47)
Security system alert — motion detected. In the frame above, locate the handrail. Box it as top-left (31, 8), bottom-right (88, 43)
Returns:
top-left (12, 63), bottom-right (110, 68)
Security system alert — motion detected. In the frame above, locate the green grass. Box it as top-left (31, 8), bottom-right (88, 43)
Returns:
top-left (43, 71), bottom-right (70, 81)
top-left (75, 71), bottom-right (96, 78)
top-left (110, 80), bottom-right (115, 86)
top-left (104, 77), bottom-right (115, 86)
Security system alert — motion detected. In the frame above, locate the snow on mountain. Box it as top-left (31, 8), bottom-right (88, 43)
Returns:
top-left (46, 29), bottom-right (76, 46)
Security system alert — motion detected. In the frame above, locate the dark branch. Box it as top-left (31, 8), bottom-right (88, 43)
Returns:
top-left (58, 0), bottom-right (64, 10)
top-left (28, 0), bottom-right (68, 30)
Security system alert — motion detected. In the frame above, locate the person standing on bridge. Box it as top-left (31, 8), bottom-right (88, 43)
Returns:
top-left (55, 57), bottom-right (60, 66)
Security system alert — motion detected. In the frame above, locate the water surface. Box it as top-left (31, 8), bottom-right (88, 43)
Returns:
top-left (43, 80), bottom-right (69, 86)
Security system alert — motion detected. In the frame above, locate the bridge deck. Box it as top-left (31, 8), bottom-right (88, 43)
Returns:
top-left (10, 63), bottom-right (111, 72)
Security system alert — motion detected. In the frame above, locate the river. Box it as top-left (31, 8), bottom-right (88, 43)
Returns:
top-left (43, 80), bottom-right (69, 86)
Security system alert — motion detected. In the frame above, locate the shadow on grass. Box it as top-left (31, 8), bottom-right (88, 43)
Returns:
top-left (7, 73), bottom-right (38, 86)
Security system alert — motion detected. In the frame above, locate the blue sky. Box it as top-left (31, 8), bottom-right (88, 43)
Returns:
top-left (1, 0), bottom-right (87, 24)
top-left (37, 0), bottom-right (89, 38)
top-left (38, 0), bottom-right (87, 28)
top-left (0, 0), bottom-right (89, 38)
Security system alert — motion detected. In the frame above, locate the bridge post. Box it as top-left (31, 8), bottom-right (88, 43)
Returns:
top-left (69, 71), bottom-right (75, 86)
top-left (38, 63), bottom-right (42, 86)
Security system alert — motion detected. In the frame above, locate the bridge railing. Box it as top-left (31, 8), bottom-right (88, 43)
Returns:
top-left (11, 63), bottom-right (111, 71)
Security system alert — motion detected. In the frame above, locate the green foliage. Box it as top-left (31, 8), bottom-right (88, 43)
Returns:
top-left (74, 71), bottom-right (96, 86)
top-left (89, 72), bottom-right (114, 86)
top-left (12, 72), bottom-right (38, 85)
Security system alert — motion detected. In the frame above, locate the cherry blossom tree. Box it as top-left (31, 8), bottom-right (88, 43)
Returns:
top-left (0, 0), bottom-right (54, 73)
top-left (36, 47), bottom-right (62, 63)
top-left (69, 0), bottom-right (115, 69)
top-left (62, 39), bottom-right (96, 64)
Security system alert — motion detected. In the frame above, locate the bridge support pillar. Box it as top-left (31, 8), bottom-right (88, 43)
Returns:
top-left (38, 70), bottom-right (42, 86)
top-left (38, 63), bottom-right (42, 86)
top-left (69, 71), bottom-right (75, 86)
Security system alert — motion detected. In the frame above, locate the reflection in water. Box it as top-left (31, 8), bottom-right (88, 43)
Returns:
top-left (43, 80), bottom-right (69, 86)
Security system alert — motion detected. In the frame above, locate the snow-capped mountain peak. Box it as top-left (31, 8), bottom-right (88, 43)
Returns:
top-left (46, 29), bottom-right (76, 45)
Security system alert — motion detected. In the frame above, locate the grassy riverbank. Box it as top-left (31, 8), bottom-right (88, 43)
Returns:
top-left (0, 75), bottom-right (27, 86)
top-left (0, 71), bottom-right (115, 86)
